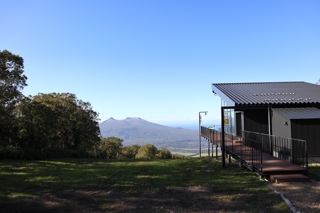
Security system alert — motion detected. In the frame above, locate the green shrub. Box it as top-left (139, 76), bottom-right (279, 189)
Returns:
top-left (119, 144), bottom-right (141, 159)
top-left (135, 144), bottom-right (158, 160)
top-left (156, 148), bottom-right (172, 159)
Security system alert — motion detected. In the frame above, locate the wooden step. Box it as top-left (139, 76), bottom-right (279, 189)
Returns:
top-left (270, 174), bottom-right (309, 183)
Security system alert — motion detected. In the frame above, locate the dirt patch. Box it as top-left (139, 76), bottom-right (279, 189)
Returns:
top-left (1, 186), bottom-right (261, 213)
top-left (268, 181), bottom-right (320, 213)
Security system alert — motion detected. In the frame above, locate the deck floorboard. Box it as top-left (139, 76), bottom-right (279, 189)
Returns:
top-left (202, 133), bottom-right (308, 176)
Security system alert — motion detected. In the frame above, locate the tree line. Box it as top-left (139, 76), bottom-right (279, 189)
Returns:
top-left (96, 137), bottom-right (179, 160)
top-left (1, 49), bottom-right (179, 160)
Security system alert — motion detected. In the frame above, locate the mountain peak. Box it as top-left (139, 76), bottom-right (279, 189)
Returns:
top-left (125, 117), bottom-right (142, 120)
top-left (99, 117), bottom-right (198, 147)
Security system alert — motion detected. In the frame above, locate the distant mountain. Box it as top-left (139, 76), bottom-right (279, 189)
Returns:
top-left (99, 117), bottom-right (200, 152)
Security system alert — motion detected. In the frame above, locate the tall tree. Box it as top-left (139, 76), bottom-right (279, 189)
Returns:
top-left (96, 137), bottom-right (123, 159)
top-left (119, 144), bottom-right (140, 159)
top-left (0, 50), bottom-right (27, 147)
top-left (135, 144), bottom-right (158, 160)
top-left (18, 93), bottom-right (101, 151)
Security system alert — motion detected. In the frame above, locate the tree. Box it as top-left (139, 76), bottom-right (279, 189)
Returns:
top-left (17, 93), bottom-right (101, 151)
top-left (97, 137), bottom-right (123, 159)
top-left (17, 96), bottom-right (57, 150)
top-left (0, 50), bottom-right (27, 147)
top-left (156, 148), bottom-right (172, 159)
top-left (119, 144), bottom-right (141, 159)
top-left (135, 144), bottom-right (158, 160)
top-left (317, 79), bottom-right (320, 85)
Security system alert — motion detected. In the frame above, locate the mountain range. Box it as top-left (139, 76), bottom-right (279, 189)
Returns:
top-left (99, 117), bottom-right (201, 154)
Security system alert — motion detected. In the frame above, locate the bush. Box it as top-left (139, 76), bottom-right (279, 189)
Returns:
top-left (0, 146), bottom-right (92, 160)
top-left (95, 137), bottom-right (123, 159)
top-left (135, 144), bottom-right (158, 160)
top-left (119, 144), bottom-right (141, 159)
top-left (171, 154), bottom-right (187, 159)
top-left (156, 148), bottom-right (172, 159)
top-left (0, 147), bottom-right (45, 160)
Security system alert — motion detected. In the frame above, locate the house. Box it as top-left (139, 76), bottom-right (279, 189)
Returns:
top-left (211, 81), bottom-right (320, 163)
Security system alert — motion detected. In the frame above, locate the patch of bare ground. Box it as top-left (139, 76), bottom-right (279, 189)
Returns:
top-left (268, 181), bottom-right (320, 213)
top-left (1, 186), bottom-right (276, 213)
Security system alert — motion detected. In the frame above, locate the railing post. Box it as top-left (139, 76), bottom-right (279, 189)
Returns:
top-left (211, 129), bottom-right (214, 158)
top-left (240, 130), bottom-right (243, 160)
top-left (221, 107), bottom-right (226, 168)
top-left (251, 138), bottom-right (254, 169)
top-left (208, 137), bottom-right (210, 157)
top-left (211, 139), bottom-right (213, 158)
top-left (216, 131), bottom-right (218, 159)
top-left (231, 134), bottom-right (233, 153)
top-left (261, 133), bottom-right (263, 173)
top-left (306, 140), bottom-right (308, 174)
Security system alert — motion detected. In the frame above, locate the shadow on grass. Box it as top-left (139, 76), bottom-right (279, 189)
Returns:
top-left (309, 164), bottom-right (320, 182)
top-left (0, 158), bottom-right (290, 213)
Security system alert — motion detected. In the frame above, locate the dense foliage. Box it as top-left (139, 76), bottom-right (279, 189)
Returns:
top-left (0, 50), bottom-right (27, 148)
top-left (94, 139), bottom-right (175, 160)
top-left (0, 50), bottom-right (176, 160)
top-left (0, 50), bottom-right (101, 158)
top-left (17, 93), bottom-right (101, 151)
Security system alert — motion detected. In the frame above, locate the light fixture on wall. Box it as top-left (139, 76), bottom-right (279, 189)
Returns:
top-left (283, 121), bottom-right (288, 126)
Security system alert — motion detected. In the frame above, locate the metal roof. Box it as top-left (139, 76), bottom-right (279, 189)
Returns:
top-left (273, 107), bottom-right (320, 119)
top-left (211, 81), bottom-right (320, 106)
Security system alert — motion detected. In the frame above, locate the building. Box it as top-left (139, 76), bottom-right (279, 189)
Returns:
top-left (211, 81), bottom-right (320, 163)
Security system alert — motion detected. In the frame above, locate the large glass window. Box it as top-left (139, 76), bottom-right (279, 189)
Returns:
top-left (221, 99), bottom-right (236, 134)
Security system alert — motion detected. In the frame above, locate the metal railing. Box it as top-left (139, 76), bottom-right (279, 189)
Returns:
top-left (225, 132), bottom-right (263, 171)
top-left (242, 130), bottom-right (308, 168)
top-left (201, 126), bottom-right (308, 172)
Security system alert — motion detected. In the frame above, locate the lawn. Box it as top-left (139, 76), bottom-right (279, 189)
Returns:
top-left (309, 164), bottom-right (320, 182)
top-left (0, 157), bottom-right (290, 213)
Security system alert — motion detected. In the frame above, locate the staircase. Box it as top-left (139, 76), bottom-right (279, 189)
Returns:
top-left (270, 174), bottom-right (309, 183)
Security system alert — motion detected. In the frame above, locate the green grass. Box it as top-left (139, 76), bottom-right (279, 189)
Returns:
top-left (0, 157), bottom-right (290, 212)
top-left (309, 164), bottom-right (320, 182)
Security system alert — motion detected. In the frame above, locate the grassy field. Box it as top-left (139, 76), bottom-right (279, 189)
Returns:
top-left (309, 164), bottom-right (320, 182)
top-left (0, 157), bottom-right (290, 213)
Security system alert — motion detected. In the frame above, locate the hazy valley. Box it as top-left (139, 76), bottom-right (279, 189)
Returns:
top-left (99, 117), bottom-right (212, 156)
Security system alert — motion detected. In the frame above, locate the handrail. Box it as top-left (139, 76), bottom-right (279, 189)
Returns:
top-left (201, 126), bottom-right (308, 172)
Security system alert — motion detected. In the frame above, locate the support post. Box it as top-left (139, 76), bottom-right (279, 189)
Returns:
top-left (199, 117), bottom-right (201, 158)
top-left (208, 139), bottom-right (210, 157)
top-left (211, 140), bottom-right (214, 157)
top-left (198, 111), bottom-right (208, 158)
top-left (221, 107), bottom-right (226, 168)
top-left (216, 144), bottom-right (218, 159)
top-left (261, 133), bottom-right (263, 173)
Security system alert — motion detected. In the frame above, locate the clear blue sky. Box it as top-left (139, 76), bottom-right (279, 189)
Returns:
top-left (1, 0), bottom-right (319, 126)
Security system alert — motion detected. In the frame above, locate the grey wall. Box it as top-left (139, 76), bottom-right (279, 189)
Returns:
top-left (272, 109), bottom-right (291, 138)
top-left (291, 119), bottom-right (320, 157)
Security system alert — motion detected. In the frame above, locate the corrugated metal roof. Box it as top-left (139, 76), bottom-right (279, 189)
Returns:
top-left (211, 81), bottom-right (320, 106)
top-left (274, 107), bottom-right (320, 119)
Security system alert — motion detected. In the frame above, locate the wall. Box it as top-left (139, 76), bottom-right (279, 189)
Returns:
top-left (272, 109), bottom-right (291, 138)
top-left (291, 119), bottom-right (320, 157)
top-left (243, 109), bottom-right (269, 134)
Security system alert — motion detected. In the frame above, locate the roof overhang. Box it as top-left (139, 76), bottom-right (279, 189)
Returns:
top-left (211, 84), bottom-right (235, 106)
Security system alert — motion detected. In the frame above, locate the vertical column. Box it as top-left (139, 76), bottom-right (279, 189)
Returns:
top-left (199, 114), bottom-right (201, 158)
top-left (221, 107), bottom-right (225, 168)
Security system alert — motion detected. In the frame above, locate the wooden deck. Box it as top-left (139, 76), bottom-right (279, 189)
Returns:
top-left (201, 128), bottom-right (309, 182)
top-left (226, 142), bottom-right (308, 177)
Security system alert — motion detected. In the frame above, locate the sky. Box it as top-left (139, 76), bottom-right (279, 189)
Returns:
top-left (1, 0), bottom-right (320, 127)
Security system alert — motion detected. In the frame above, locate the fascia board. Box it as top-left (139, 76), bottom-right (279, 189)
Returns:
top-left (211, 84), bottom-right (235, 106)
